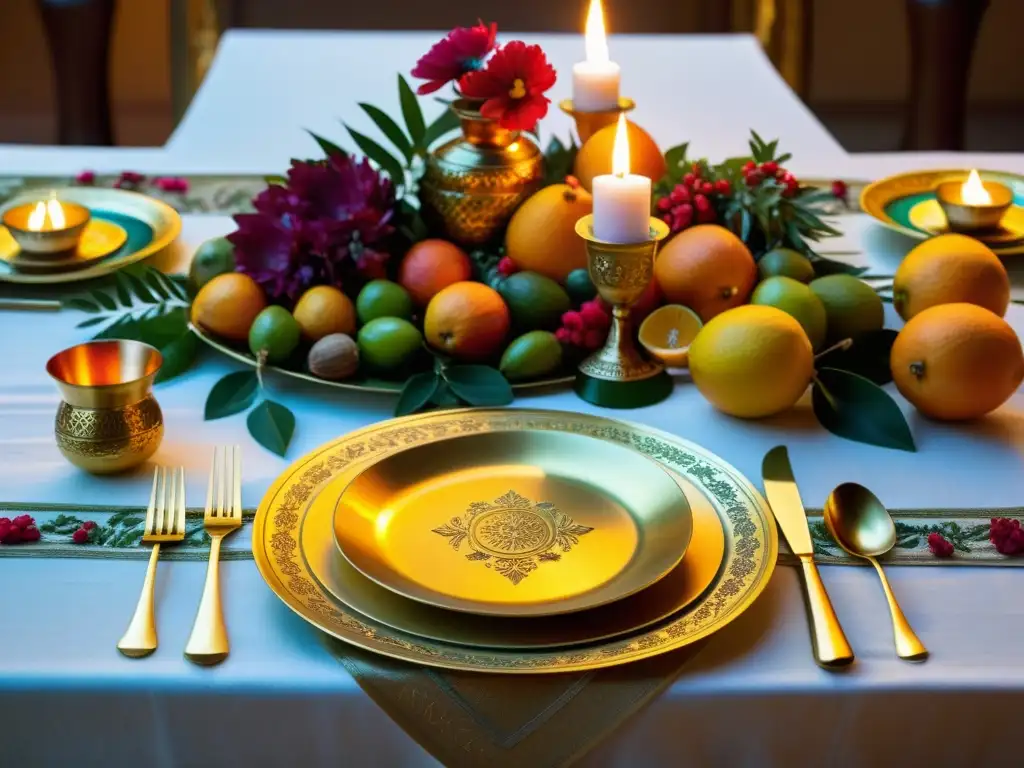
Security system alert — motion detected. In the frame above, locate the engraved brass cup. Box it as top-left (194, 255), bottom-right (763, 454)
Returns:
top-left (574, 215), bottom-right (671, 406)
top-left (46, 340), bottom-right (164, 473)
top-left (935, 179), bottom-right (1013, 232)
top-left (559, 97), bottom-right (636, 145)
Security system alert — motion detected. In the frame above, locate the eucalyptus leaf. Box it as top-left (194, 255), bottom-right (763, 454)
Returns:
top-left (204, 370), bottom-right (259, 420)
top-left (398, 75), bottom-right (426, 148)
top-left (444, 365), bottom-right (514, 407)
top-left (91, 290), bottom-right (117, 311)
top-left (812, 367), bottom-right (916, 452)
top-left (247, 399), bottom-right (295, 457)
top-left (395, 372), bottom-right (440, 417)
top-left (64, 297), bottom-right (100, 313)
top-left (422, 107), bottom-right (460, 150)
top-left (155, 329), bottom-right (198, 384)
top-left (814, 330), bottom-right (898, 385)
top-left (359, 102), bottom-right (414, 162)
top-left (307, 129), bottom-right (347, 159)
top-left (345, 124), bottom-right (406, 187)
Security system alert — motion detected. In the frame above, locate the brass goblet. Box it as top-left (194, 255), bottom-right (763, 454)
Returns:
top-left (559, 98), bottom-right (636, 145)
top-left (574, 214), bottom-right (672, 408)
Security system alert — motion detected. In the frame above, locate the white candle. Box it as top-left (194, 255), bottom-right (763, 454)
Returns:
top-left (592, 115), bottom-right (652, 243)
top-left (572, 0), bottom-right (621, 112)
top-left (962, 169), bottom-right (992, 205)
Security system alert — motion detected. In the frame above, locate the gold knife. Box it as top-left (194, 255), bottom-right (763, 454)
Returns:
top-left (762, 446), bottom-right (855, 669)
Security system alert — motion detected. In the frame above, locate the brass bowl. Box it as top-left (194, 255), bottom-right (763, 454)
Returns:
top-left (2, 200), bottom-right (91, 254)
top-left (935, 179), bottom-right (1013, 232)
top-left (46, 340), bottom-right (164, 474)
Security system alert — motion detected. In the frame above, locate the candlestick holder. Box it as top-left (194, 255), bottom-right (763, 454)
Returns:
top-left (560, 97), bottom-right (635, 145)
top-left (574, 214), bottom-right (672, 408)
top-left (935, 179), bottom-right (1013, 233)
top-left (2, 200), bottom-right (90, 255)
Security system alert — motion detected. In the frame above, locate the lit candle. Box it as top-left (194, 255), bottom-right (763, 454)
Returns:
top-left (961, 169), bottom-right (992, 205)
top-left (592, 115), bottom-right (652, 243)
top-left (27, 196), bottom-right (68, 232)
top-left (572, 0), bottom-right (621, 112)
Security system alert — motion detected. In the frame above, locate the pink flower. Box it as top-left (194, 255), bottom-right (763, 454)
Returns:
top-left (154, 176), bottom-right (190, 193)
top-left (75, 170), bottom-right (96, 185)
top-left (990, 517), bottom-right (1024, 556)
top-left (927, 532), bottom-right (954, 558)
top-left (459, 41), bottom-right (557, 132)
top-left (411, 22), bottom-right (498, 95)
top-left (72, 528), bottom-right (88, 545)
top-left (82, 521), bottom-right (97, 531)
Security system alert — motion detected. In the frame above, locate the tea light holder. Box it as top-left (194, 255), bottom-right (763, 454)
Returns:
top-left (2, 198), bottom-right (90, 254)
top-left (574, 214), bottom-right (672, 408)
top-left (560, 97), bottom-right (636, 145)
top-left (935, 178), bottom-right (1013, 233)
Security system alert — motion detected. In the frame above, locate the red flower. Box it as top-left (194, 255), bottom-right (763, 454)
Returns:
top-left (72, 528), bottom-right (88, 545)
top-left (21, 526), bottom-right (40, 543)
top-left (82, 520), bottom-right (97, 531)
top-left (990, 517), bottom-right (1024, 556)
top-left (412, 21), bottom-right (498, 95)
top-left (497, 256), bottom-right (518, 276)
top-left (459, 41), bottom-right (557, 132)
top-left (927, 532), bottom-right (954, 558)
top-left (75, 170), bottom-right (96, 185)
top-left (155, 176), bottom-right (190, 193)
top-left (12, 515), bottom-right (33, 529)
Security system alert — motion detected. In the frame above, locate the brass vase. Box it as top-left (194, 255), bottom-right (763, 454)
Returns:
top-left (46, 340), bottom-right (164, 474)
top-left (420, 98), bottom-right (545, 246)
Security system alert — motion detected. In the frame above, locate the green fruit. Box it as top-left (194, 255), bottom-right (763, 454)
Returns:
top-left (188, 237), bottom-right (235, 294)
top-left (809, 274), bottom-right (885, 344)
top-left (565, 268), bottom-right (597, 304)
top-left (758, 247), bottom-right (815, 283)
top-left (357, 317), bottom-right (423, 372)
top-left (498, 271), bottom-right (572, 331)
top-left (499, 331), bottom-right (564, 382)
top-left (751, 276), bottom-right (827, 349)
top-left (356, 280), bottom-right (414, 324)
top-left (248, 306), bottom-right (300, 364)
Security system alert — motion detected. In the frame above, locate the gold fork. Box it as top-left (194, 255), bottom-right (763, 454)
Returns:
top-left (117, 466), bottom-right (186, 658)
top-left (185, 445), bottom-right (242, 666)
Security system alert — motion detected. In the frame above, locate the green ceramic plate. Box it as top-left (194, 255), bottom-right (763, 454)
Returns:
top-left (860, 169), bottom-right (1024, 254)
top-left (0, 187), bottom-right (181, 283)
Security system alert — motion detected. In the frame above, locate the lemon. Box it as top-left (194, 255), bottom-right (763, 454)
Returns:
top-left (751, 276), bottom-right (827, 350)
top-left (688, 305), bottom-right (814, 418)
top-left (809, 274), bottom-right (884, 343)
top-left (638, 305), bottom-right (703, 367)
top-left (191, 272), bottom-right (266, 342)
top-left (293, 285), bottom-right (356, 342)
top-left (248, 306), bottom-right (301, 364)
top-left (757, 247), bottom-right (815, 283)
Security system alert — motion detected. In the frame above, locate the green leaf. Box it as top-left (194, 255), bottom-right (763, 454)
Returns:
top-left (264, 175), bottom-right (287, 186)
top-left (663, 143), bottom-right (689, 178)
top-left (812, 367), bottom-right (916, 452)
top-left (812, 256), bottom-right (867, 277)
top-left (444, 365), bottom-right (514, 407)
top-left (204, 370), bottom-right (259, 420)
top-left (543, 135), bottom-right (579, 187)
top-left (247, 399), bottom-right (295, 457)
top-left (431, 381), bottom-right (463, 408)
top-left (76, 316), bottom-right (108, 329)
top-left (814, 330), bottom-right (898, 385)
top-left (398, 75), bottom-right (426, 148)
top-left (307, 129), bottom-right (347, 158)
top-left (113, 272), bottom-right (133, 308)
top-left (422, 107), bottom-right (461, 150)
top-left (740, 209), bottom-right (752, 242)
top-left (395, 372), bottom-right (441, 417)
top-left (91, 290), bottom-right (117, 311)
top-left (63, 297), bottom-right (100, 313)
top-left (123, 270), bottom-right (157, 303)
top-left (155, 329), bottom-right (198, 384)
top-left (144, 270), bottom-right (171, 301)
top-left (359, 102), bottom-right (414, 162)
top-left (345, 124), bottom-right (406, 187)
top-left (148, 268), bottom-right (188, 301)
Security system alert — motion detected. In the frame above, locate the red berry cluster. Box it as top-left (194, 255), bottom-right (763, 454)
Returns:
top-left (496, 256), bottom-right (519, 276)
top-left (927, 532), bottom-right (954, 558)
top-left (743, 160), bottom-right (799, 197)
top-left (990, 517), bottom-right (1024, 556)
top-left (556, 298), bottom-right (611, 351)
top-left (71, 520), bottom-right (99, 545)
top-left (655, 164), bottom-right (730, 234)
top-left (0, 515), bottom-right (41, 545)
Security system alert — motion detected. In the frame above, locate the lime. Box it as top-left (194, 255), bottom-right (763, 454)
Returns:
top-left (498, 271), bottom-right (572, 331)
top-left (757, 248), bottom-right (815, 283)
top-left (499, 331), bottom-right (563, 381)
top-left (188, 237), bottom-right (235, 294)
top-left (809, 274), bottom-right (885, 343)
top-left (565, 268), bottom-right (597, 304)
top-left (357, 317), bottom-right (423, 372)
top-left (751, 276), bottom-right (827, 349)
top-left (248, 306), bottom-right (300, 364)
top-left (356, 280), bottom-right (414, 324)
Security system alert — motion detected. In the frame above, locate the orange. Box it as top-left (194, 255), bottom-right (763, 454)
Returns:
top-left (398, 239), bottom-right (472, 306)
top-left (505, 183), bottom-right (593, 281)
top-left (891, 303), bottom-right (1024, 421)
top-left (893, 234), bottom-right (1010, 321)
top-left (191, 272), bottom-right (266, 342)
top-left (424, 282), bottom-right (511, 360)
top-left (639, 305), bottom-right (703, 367)
top-left (292, 285), bottom-right (356, 342)
top-left (573, 121), bottom-right (667, 193)
top-left (653, 225), bottom-right (757, 322)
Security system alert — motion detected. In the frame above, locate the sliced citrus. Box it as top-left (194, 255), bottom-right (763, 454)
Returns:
top-left (638, 304), bottom-right (703, 367)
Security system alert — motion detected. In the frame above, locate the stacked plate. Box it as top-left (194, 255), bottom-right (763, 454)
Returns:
top-left (254, 408), bottom-right (778, 674)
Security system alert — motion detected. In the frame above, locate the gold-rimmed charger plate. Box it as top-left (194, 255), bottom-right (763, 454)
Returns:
top-left (907, 199), bottom-right (1024, 244)
top-left (252, 408), bottom-right (777, 674)
top-left (334, 430), bottom-right (693, 617)
top-left (0, 218), bottom-right (128, 270)
top-left (304, 467), bottom-right (724, 648)
top-left (0, 187), bottom-right (180, 283)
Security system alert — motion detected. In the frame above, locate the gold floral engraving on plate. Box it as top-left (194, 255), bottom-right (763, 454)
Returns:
top-left (253, 410), bottom-right (777, 673)
top-left (432, 490), bottom-right (594, 585)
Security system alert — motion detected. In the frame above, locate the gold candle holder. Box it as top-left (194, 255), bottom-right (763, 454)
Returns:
top-left (2, 198), bottom-right (90, 254)
top-left (560, 97), bottom-right (636, 145)
top-left (935, 178), bottom-right (1013, 232)
top-left (574, 214), bottom-right (672, 408)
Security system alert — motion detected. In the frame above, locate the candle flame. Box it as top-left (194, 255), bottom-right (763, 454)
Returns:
top-left (585, 0), bottom-right (609, 64)
top-left (26, 198), bottom-right (66, 232)
top-left (962, 169), bottom-right (992, 205)
top-left (612, 113), bottom-right (630, 177)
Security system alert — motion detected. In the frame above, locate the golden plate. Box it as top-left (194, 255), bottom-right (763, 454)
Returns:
top-left (334, 430), bottom-right (693, 617)
top-left (908, 199), bottom-right (1024, 244)
top-left (190, 322), bottom-right (574, 395)
top-left (860, 169), bottom-right (1024, 254)
top-left (304, 468), bottom-right (724, 648)
top-left (252, 408), bottom-right (777, 673)
top-left (0, 218), bottom-right (128, 269)
top-left (0, 187), bottom-right (180, 284)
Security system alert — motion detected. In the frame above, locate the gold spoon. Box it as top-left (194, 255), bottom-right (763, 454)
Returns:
top-left (824, 482), bottom-right (929, 662)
